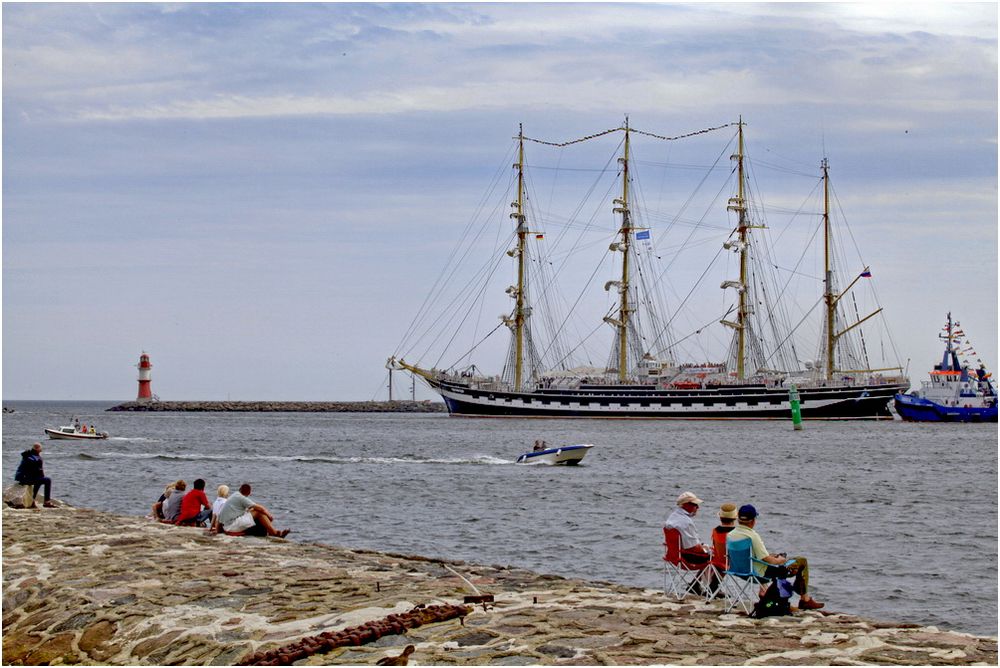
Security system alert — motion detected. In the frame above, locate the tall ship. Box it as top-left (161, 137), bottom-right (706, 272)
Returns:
top-left (389, 119), bottom-right (907, 419)
top-left (894, 313), bottom-right (997, 422)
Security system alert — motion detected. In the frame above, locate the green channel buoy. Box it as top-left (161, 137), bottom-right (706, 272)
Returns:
top-left (789, 384), bottom-right (803, 430)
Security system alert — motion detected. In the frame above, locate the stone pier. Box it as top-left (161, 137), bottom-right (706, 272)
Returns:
top-left (2, 504), bottom-right (996, 665)
top-left (106, 401), bottom-right (447, 413)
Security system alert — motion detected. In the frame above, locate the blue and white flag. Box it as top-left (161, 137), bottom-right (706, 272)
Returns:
top-left (635, 229), bottom-right (653, 252)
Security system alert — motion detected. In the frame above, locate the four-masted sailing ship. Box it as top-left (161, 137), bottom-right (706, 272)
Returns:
top-left (389, 119), bottom-right (907, 419)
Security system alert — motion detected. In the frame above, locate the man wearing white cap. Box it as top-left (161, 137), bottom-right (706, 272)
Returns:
top-left (664, 491), bottom-right (711, 566)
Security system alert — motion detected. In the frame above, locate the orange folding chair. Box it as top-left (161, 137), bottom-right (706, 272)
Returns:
top-left (705, 528), bottom-right (729, 599)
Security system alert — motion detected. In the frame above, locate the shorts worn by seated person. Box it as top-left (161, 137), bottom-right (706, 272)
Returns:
top-left (217, 492), bottom-right (264, 535)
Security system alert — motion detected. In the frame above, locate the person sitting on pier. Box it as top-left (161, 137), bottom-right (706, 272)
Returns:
top-left (15, 443), bottom-right (55, 508)
top-left (663, 492), bottom-right (719, 595)
top-left (703, 502), bottom-right (739, 596)
top-left (176, 478), bottom-right (212, 527)
top-left (152, 482), bottom-right (175, 520)
top-left (729, 504), bottom-right (824, 610)
top-left (665, 491), bottom-right (720, 595)
top-left (217, 483), bottom-right (290, 538)
top-left (210, 484), bottom-right (230, 533)
top-left (152, 483), bottom-right (171, 519)
top-left (161, 480), bottom-right (187, 522)
top-left (713, 503), bottom-right (738, 540)
top-left (665, 491), bottom-right (711, 566)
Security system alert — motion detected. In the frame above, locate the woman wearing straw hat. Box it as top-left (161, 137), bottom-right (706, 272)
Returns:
top-left (713, 503), bottom-right (738, 539)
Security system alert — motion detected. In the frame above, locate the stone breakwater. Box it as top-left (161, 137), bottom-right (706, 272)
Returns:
top-left (2, 505), bottom-right (996, 666)
top-left (107, 401), bottom-right (447, 413)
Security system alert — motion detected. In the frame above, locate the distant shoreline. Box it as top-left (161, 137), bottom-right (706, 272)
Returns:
top-left (106, 400), bottom-right (447, 413)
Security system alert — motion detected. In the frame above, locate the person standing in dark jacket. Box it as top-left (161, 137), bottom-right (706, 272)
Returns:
top-left (14, 442), bottom-right (54, 508)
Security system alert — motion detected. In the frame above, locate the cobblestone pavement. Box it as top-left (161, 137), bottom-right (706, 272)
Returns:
top-left (2, 503), bottom-right (996, 665)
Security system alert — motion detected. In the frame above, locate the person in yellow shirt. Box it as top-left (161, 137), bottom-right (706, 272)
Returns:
top-left (728, 504), bottom-right (824, 610)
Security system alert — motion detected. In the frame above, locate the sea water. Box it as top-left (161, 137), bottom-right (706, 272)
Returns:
top-left (2, 400), bottom-right (996, 637)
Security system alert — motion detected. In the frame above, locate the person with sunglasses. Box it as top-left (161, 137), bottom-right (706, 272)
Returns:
top-left (665, 491), bottom-right (711, 566)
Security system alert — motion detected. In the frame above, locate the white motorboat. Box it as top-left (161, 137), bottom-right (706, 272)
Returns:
top-left (45, 426), bottom-right (109, 440)
top-left (516, 443), bottom-right (593, 465)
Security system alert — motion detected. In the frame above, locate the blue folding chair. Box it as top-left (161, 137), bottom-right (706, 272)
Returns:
top-left (721, 536), bottom-right (774, 614)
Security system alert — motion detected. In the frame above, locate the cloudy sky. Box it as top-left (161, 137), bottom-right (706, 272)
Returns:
top-left (3, 2), bottom-right (996, 401)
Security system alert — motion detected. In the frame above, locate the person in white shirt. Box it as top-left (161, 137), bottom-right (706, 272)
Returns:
top-left (210, 484), bottom-right (230, 533)
top-left (664, 491), bottom-right (711, 566)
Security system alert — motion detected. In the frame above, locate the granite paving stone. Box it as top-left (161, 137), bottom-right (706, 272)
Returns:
top-left (2, 502), bottom-right (996, 666)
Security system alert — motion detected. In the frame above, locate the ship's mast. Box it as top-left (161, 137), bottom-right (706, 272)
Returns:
top-left (613, 119), bottom-right (633, 382)
top-left (940, 311), bottom-right (957, 370)
top-left (823, 157), bottom-right (835, 380)
top-left (511, 124), bottom-right (528, 390)
top-left (823, 160), bottom-right (888, 378)
top-left (725, 117), bottom-right (749, 380)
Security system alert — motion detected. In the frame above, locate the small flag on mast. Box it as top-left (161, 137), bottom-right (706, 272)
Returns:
top-left (535, 234), bottom-right (544, 240)
top-left (859, 269), bottom-right (872, 278)
top-left (635, 229), bottom-right (653, 252)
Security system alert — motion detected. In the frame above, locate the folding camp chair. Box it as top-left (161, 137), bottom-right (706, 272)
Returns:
top-left (662, 527), bottom-right (710, 601)
top-left (704, 529), bottom-right (729, 600)
top-left (721, 536), bottom-right (773, 614)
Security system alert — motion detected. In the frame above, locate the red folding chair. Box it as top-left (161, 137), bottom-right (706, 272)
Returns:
top-left (662, 527), bottom-right (709, 601)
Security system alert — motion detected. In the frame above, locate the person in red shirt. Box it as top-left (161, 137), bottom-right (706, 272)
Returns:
top-left (176, 478), bottom-right (212, 527)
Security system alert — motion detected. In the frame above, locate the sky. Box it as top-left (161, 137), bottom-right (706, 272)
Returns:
top-left (3, 2), bottom-right (997, 401)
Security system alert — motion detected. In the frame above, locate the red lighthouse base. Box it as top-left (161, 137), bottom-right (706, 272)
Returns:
top-left (137, 380), bottom-right (152, 402)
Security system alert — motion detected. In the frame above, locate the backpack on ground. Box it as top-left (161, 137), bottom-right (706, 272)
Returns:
top-left (750, 578), bottom-right (792, 618)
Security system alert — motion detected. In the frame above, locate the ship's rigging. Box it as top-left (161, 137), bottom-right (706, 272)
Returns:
top-left (389, 119), bottom-right (904, 411)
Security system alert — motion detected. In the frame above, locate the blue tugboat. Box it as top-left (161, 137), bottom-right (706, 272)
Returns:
top-left (894, 313), bottom-right (997, 422)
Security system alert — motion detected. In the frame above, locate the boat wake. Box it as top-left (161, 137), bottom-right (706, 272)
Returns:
top-left (517, 459), bottom-right (585, 466)
top-left (103, 452), bottom-right (513, 466)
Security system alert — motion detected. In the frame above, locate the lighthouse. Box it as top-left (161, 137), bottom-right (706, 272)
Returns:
top-left (136, 352), bottom-right (154, 402)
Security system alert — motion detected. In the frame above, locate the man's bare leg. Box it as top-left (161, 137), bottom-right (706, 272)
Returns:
top-left (250, 507), bottom-right (290, 537)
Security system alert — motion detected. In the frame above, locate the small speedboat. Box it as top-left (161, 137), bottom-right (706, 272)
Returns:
top-left (45, 426), bottom-right (109, 440)
top-left (516, 443), bottom-right (593, 465)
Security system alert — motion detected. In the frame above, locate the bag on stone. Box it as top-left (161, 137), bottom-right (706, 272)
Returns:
top-left (750, 579), bottom-right (792, 618)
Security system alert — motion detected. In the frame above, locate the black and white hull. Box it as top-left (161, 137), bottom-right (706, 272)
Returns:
top-left (389, 123), bottom-right (908, 423)
top-left (430, 379), bottom-right (905, 419)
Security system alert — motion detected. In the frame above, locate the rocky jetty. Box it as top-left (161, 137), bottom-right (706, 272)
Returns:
top-left (106, 400), bottom-right (447, 413)
top-left (2, 501), bottom-right (996, 666)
